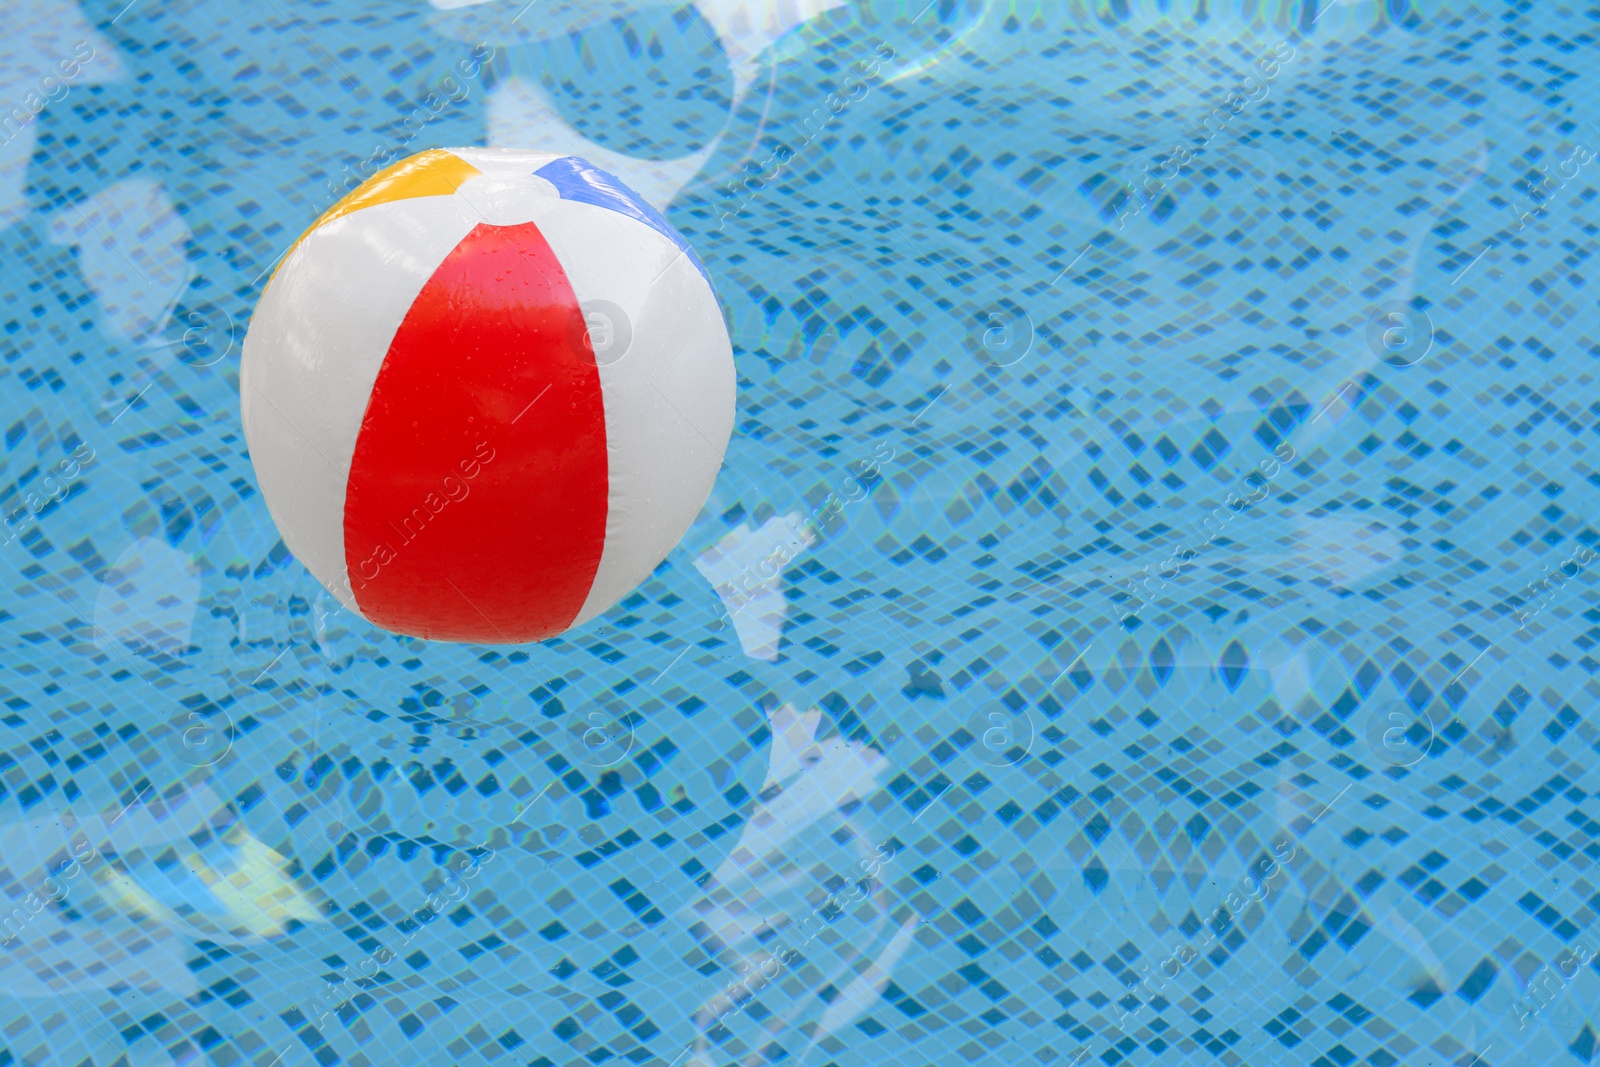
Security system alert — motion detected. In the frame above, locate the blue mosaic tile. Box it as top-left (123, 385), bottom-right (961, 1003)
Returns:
top-left (0, 1), bottom-right (1594, 1065)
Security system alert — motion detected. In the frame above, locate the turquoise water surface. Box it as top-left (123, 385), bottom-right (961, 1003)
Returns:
top-left (0, 0), bottom-right (1595, 1064)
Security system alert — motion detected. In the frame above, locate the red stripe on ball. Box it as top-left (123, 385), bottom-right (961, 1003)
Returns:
top-left (343, 220), bottom-right (609, 642)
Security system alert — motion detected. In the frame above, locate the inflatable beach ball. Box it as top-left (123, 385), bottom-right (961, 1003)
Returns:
top-left (240, 148), bottom-right (735, 643)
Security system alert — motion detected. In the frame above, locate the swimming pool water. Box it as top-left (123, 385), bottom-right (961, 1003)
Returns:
top-left (0, 1), bottom-right (1596, 1064)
